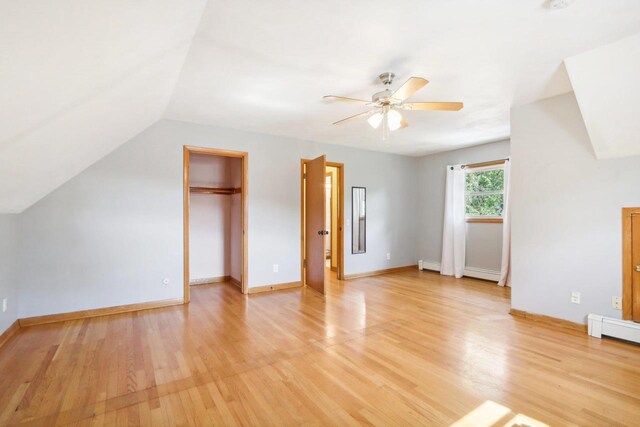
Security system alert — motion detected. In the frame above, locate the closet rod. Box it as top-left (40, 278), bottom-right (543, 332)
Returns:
top-left (189, 186), bottom-right (241, 195)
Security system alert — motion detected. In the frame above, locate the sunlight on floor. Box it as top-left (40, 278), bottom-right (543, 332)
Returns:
top-left (324, 266), bottom-right (367, 338)
top-left (451, 400), bottom-right (548, 427)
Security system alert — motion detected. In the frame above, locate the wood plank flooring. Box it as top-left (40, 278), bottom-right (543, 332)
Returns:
top-left (1, 270), bottom-right (639, 426)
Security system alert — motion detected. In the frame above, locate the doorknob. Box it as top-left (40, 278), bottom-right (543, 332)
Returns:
top-left (636, 265), bottom-right (640, 272)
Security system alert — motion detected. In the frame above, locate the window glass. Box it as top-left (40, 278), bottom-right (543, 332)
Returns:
top-left (465, 168), bottom-right (504, 217)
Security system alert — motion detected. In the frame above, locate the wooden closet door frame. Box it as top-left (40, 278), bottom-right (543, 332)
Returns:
top-left (622, 207), bottom-right (640, 320)
top-left (183, 146), bottom-right (249, 303)
top-left (300, 159), bottom-right (345, 283)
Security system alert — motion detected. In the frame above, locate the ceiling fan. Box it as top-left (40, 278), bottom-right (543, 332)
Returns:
top-left (324, 72), bottom-right (463, 140)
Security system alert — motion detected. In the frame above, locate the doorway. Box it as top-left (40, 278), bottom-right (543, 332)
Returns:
top-left (300, 156), bottom-right (344, 294)
top-left (183, 146), bottom-right (248, 302)
top-left (623, 207), bottom-right (640, 322)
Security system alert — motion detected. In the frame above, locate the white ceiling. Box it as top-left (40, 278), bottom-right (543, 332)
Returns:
top-left (1, 0), bottom-right (640, 212)
top-left (565, 32), bottom-right (640, 159)
top-left (166, 0), bottom-right (640, 156)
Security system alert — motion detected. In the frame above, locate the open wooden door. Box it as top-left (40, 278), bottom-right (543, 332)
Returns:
top-left (633, 214), bottom-right (640, 322)
top-left (304, 155), bottom-right (327, 294)
top-left (623, 208), bottom-right (640, 322)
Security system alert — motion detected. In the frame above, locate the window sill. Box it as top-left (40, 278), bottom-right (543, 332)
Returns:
top-left (466, 218), bottom-right (503, 224)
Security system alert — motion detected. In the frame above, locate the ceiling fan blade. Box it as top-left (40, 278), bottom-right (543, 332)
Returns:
top-left (391, 77), bottom-right (428, 101)
top-left (323, 95), bottom-right (370, 105)
top-left (405, 102), bottom-right (463, 111)
top-left (332, 111), bottom-right (370, 125)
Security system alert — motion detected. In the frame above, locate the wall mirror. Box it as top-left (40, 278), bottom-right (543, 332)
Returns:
top-left (352, 187), bottom-right (366, 254)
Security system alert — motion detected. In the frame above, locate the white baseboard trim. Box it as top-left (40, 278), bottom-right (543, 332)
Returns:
top-left (420, 261), bottom-right (500, 282)
top-left (422, 261), bottom-right (441, 272)
top-left (588, 314), bottom-right (640, 343)
top-left (463, 267), bottom-right (501, 282)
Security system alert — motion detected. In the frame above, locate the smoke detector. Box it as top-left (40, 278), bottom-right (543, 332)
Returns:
top-left (549, 0), bottom-right (573, 9)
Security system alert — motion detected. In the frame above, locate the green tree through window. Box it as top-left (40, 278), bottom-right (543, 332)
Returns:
top-left (465, 168), bottom-right (504, 217)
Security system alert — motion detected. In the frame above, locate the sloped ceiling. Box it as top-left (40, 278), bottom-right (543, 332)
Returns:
top-left (166, 0), bottom-right (640, 157)
top-left (565, 32), bottom-right (640, 159)
top-left (2, 1), bottom-right (640, 213)
top-left (0, 0), bottom-right (207, 213)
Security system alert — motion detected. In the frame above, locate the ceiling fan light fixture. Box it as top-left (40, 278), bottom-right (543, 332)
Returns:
top-left (387, 109), bottom-right (403, 131)
top-left (324, 72), bottom-right (463, 139)
top-left (367, 112), bottom-right (383, 129)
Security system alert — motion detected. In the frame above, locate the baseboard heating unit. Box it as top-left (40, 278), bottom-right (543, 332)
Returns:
top-left (588, 314), bottom-right (640, 344)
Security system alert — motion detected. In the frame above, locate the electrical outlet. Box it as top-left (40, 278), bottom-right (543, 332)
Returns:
top-left (386, 252), bottom-right (391, 260)
top-left (163, 278), bottom-right (170, 285)
top-left (273, 264), bottom-right (279, 273)
top-left (2, 298), bottom-right (6, 313)
top-left (612, 296), bottom-right (622, 310)
top-left (571, 291), bottom-right (581, 304)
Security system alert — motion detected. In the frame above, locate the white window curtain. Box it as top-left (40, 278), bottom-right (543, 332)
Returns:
top-left (498, 159), bottom-right (511, 287)
top-left (441, 165), bottom-right (466, 278)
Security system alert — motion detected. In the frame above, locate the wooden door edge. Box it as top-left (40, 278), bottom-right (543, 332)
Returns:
top-left (622, 207), bottom-right (640, 320)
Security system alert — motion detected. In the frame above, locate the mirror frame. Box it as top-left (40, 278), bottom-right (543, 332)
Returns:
top-left (351, 187), bottom-right (366, 254)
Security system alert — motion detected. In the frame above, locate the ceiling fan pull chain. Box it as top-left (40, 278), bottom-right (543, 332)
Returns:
top-left (382, 111), bottom-right (389, 141)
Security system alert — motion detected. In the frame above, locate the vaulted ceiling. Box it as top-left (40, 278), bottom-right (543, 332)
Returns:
top-left (565, 32), bottom-right (640, 159)
top-left (0, 0), bottom-right (208, 213)
top-left (2, 0), bottom-right (640, 212)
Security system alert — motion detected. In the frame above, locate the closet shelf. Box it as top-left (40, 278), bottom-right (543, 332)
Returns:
top-left (189, 186), bottom-right (241, 195)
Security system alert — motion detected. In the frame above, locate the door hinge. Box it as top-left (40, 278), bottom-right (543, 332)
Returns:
top-left (303, 173), bottom-right (307, 179)
top-left (303, 259), bottom-right (307, 268)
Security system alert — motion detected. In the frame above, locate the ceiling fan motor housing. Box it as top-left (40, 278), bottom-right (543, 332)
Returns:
top-left (372, 89), bottom-right (393, 104)
top-left (373, 72), bottom-right (399, 104)
top-left (378, 72), bottom-right (395, 85)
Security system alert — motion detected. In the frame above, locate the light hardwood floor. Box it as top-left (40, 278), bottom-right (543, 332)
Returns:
top-left (1, 270), bottom-right (639, 426)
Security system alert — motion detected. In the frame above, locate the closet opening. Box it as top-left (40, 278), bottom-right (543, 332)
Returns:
top-left (183, 146), bottom-right (248, 302)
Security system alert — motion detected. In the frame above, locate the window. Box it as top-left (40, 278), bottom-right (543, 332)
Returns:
top-left (465, 166), bottom-right (504, 222)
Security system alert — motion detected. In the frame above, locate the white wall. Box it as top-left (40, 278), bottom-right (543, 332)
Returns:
top-left (0, 215), bottom-right (19, 334)
top-left (329, 168), bottom-right (339, 270)
top-left (511, 92), bottom-right (640, 324)
top-left (416, 140), bottom-right (510, 272)
top-left (228, 158), bottom-right (242, 282)
top-left (17, 119), bottom-right (418, 318)
top-left (230, 192), bottom-right (242, 281)
top-left (189, 194), bottom-right (230, 280)
top-left (466, 224), bottom-right (504, 272)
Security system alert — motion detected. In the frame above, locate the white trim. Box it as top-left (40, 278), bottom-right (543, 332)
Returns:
top-left (422, 261), bottom-right (442, 272)
top-left (588, 314), bottom-right (640, 344)
top-left (463, 266), bottom-right (501, 282)
top-left (421, 261), bottom-right (500, 282)
top-left (466, 190), bottom-right (503, 197)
